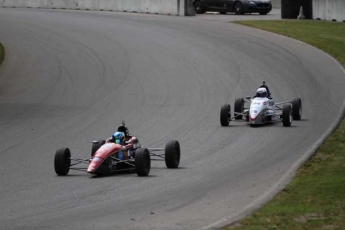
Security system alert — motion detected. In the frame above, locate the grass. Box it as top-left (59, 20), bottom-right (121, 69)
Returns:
top-left (227, 20), bottom-right (345, 230)
top-left (0, 42), bottom-right (4, 66)
top-left (236, 20), bottom-right (345, 66)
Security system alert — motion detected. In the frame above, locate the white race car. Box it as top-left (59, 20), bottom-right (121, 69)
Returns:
top-left (220, 96), bottom-right (302, 127)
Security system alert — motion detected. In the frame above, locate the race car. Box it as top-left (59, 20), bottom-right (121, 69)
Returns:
top-left (220, 94), bottom-right (302, 127)
top-left (54, 122), bottom-right (181, 177)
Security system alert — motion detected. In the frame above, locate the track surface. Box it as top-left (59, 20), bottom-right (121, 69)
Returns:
top-left (0, 8), bottom-right (344, 230)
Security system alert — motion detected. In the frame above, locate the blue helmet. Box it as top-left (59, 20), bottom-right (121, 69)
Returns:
top-left (112, 132), bottom-right (125, 144)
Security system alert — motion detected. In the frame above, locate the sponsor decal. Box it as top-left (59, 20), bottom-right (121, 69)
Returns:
top-left (104, 144), bottom-right (113, 150)
top-left (93, 157), bottom-right (101, 162)
top-left (109, 160), bottom-right (117, 170)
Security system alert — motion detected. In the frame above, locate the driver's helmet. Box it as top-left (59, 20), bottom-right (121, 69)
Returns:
top-left (256, 87), bottom-right (267, 98)
top-left (112, 132), bottom-right (125, 144)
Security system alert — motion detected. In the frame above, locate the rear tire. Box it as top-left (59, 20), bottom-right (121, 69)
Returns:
top-left (193, 1), bottom-right (205, 14)
top-left (135, 148), bottom-right (151, 176)
top-left (292, 98), bottom-right (302, 120)
top-left (91, 139), bottom-right (105, 157)
top-left (220, 104), bottom-right (231, 126)
top-left (165, 140), bottom-right (180, 168)
top-left (234, 98), bottom-right (244, 120)
top-left (259, 11), bottom-right (268, 15)
top-left (54, 148), bottom-right (71, 176)
top-left (282, 105), bottom-right (292, 127)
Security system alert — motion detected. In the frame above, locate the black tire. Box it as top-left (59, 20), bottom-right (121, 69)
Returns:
top-left (234, 98), bottom-right (244, 120)
top-left (135, 148), bottom-right (151, 176)
top-left (219, 12), bottom-right (227, 14)
top-left (233, 1), bottom-right (244, 15)
top-left (292, 98), bottom-right (302, 120)
top-left (259, 11), bottom-right (268, 15)
top-left (220, 104), bottom-right (231, 126)
top-left (165, 140), bottom-right (180, 169)
top-left (54, 148), bottom-right (71, 176)
top-left (91, 139), bottom-right (105, 157)
top-left (282, 105), bottom-right (292, 127)
top-left (193, 1), bottom-right (205, 14)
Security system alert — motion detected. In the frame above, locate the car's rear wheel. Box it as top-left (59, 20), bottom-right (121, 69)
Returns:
top-left (220, 104), bottom-right (231, 126)
top-left (292, 98), bottom-right (302, 120)
top-left (234, 98), bottom-right (244, 120)
top-left (165, 140), bottom-right (180, 168)
top-left (282, 105), bottom-right (292, 127)
top-left (193, 1), bottom-right (205, 14)
top-left (54, 147), bottom-right (71, 176)
top-left (233, 2), bottom-right (244, 15)
top-left (135, 148), bottom-right (151, 176)
top-left (91, 139), bottom-right (105, 157)
top-left (259, 11), bottom-right (268, 15)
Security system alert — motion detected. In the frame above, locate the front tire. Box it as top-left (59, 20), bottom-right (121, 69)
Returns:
top-left (234, 98), bottom-right (244, 120)
top-left (292, 98), bottom-right (302, 120)
top-left (193, 1), bottom-right (205, 14)
top-left (135, 148), bottom-right (151, 176)
top-left (282, 105), bottom-right (292, 127)
top-left (220, 104), bottom-right (231, 126)
top-left (233, 1), bottom-right (244, 15)
top-left (91, 139), bottom-right (105, 157)
top-left (54, 148), bottom-right (71, 176)
top-left (165, 140), bottom-right (180, 168)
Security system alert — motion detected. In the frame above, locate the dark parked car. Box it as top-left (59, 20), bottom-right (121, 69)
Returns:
top-left (193, 0), bottom-right (272, 15)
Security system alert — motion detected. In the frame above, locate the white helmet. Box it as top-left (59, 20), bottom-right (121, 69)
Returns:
top-left (256, 87), bottom-right (267, 98)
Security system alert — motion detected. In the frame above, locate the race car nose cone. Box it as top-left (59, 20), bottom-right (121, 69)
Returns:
top-left (87, 157), bottom-right (103, 173)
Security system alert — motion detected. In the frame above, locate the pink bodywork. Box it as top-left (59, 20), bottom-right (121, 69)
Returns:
top-left (87, 136), bottom-right (137, 173)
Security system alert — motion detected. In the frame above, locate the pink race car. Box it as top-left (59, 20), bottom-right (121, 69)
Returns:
top-left (54, 122), bottom-right (180, 177)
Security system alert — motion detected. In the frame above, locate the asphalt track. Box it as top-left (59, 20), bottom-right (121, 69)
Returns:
top-left (0, 8), bottom-right (345, 230)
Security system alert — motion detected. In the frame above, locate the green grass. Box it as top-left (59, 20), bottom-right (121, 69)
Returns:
top-left (235, 20), bottom-right (345, 66)
top-left (0, 42), bottom-right (4, 66)
top-left (227, 20), bottom-right (345, 230)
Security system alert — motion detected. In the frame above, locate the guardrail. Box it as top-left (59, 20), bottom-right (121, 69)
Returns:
top-left (0, 0), bottom-right (196, 16)
top-left (313, 0), bottom-right (345, 22)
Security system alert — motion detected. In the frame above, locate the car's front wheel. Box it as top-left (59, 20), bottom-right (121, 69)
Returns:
top-left (135, 148), bottom-right (151, 176)
top-left (54, 147), bottom-right (71, 176)
top-left (194, 1), bottom-right (205, 14)
top-left (165, 140), bottom-right (180, 169)
top-left (292, 98), bottom-right (302, 120)
top-left (220, 104), bottom-right (231, 126)
top-left (282, 105), bottom-right (292, 127)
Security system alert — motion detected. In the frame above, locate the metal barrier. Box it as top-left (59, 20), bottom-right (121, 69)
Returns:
top-left (0, 0), bottom-right (196, 16)
top-left (313, 0), bottom-right (345, 22)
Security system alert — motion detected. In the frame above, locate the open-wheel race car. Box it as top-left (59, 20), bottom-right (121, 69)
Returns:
top-left (54, 122), bottom-right (181, 177)
top-left (220, 94), bottom-right (302, 127)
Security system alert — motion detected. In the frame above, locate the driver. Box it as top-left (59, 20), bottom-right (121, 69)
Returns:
top-left (259, 81), bottom-right (272, 98)
top-left (254, 87), bottom-right (268, 98)
top-left (106, 131), bottom-right (125, 145)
